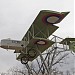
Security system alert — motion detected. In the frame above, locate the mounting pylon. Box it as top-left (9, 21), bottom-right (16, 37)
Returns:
top-left (22, 35), bottom-right (73, 75)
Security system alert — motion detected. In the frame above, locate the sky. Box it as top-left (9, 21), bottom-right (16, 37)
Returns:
top-left (0, 0), bottom-right (74, 73)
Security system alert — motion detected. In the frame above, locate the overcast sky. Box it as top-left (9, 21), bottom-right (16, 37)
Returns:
top-left (0, 0), bottom-right (74, 73)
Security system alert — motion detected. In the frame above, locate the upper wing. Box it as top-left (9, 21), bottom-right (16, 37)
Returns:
top-left (22, 10), bottom-right (69, 41)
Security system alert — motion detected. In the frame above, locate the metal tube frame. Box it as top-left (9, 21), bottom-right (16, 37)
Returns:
top-left (21, 33), bottom-right (70, 75)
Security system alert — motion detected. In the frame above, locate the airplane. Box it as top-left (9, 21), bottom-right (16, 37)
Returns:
top-left (0, 10), bottom-right (69, 64)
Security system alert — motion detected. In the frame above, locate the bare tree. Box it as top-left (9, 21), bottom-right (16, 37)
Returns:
top-left (7, 66), bottom-right (27, 75)
top-left (19, 36), bottom-right (72, 75)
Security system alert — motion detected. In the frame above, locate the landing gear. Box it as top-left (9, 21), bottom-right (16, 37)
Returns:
top-left (21, 48), bottom-right (37, 64)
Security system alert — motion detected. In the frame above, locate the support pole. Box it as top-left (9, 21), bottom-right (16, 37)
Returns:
top-left (35, 45), bottom-right (49, 75)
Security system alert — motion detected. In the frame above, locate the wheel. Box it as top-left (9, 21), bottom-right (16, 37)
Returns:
top-left (21, 56), bottom-right (29, 64)
top-left (28, 49), bottom-right (37, 58)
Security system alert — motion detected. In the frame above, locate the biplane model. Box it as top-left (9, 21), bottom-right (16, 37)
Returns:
top-left (0, 10), bottom-right (71, 64)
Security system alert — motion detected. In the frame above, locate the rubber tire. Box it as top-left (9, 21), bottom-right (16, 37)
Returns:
top-left (28, 49), bottom-right (37, 58)
top-left (21, 56), bottom-right (28, 64)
